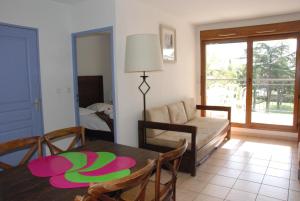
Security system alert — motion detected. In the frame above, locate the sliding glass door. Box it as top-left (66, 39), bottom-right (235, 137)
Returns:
top-left (205, 42), bottom-right (247, 124)
top-left (251, 38), bottom-right (297, 126)
top-left (203, 35), bottom-right (299, 131)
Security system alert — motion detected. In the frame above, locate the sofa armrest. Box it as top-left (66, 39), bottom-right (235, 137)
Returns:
top-left (196, 105), bottom-right (231, 121)
top-left (138, 120), bottom-right (197, 152)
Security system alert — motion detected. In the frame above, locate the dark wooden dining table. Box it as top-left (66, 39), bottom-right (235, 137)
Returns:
top-left (0, 140), bottom-right (159, 201)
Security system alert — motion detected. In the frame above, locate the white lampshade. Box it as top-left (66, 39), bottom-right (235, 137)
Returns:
top-left (125, 34), bottom-right (163, 73)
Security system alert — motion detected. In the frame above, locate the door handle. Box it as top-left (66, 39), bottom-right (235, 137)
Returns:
top-left (33, 98), bottom-right (41, 112)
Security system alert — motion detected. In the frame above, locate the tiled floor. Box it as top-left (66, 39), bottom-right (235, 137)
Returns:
top-left (175, 135), bottom-right (300, 201)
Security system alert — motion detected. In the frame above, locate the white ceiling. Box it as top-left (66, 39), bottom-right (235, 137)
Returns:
top-left (138, 0), bottom-right (300, 25)
top-left (51, 0), bottom-right (84, 5)
top-left (50, 0), bottom-right (300, 24)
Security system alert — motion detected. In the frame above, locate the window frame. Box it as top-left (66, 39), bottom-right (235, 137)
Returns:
top-left (200, 21), bottom-right (300, 132)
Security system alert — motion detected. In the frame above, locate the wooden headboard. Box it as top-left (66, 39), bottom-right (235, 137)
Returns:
top-left (78, 76), bottom-right (104, 108)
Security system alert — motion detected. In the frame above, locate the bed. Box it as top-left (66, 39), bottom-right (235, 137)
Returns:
top-left (78, 76), bottom-right (114, 142)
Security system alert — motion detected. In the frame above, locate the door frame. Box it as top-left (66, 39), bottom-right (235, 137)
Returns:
top-left (200, 32), bottom-right (300, 132)
top-left (0, 22), bottom-right (44, 136)
top-left (71, 26), bottom-right (116, 134)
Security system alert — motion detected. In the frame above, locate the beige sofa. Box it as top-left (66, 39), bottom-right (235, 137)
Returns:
top-left (138, 98), bottom-right (231, 176)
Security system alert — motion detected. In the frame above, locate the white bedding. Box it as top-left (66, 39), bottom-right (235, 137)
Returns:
top-left (79, 104), bottom-right (114, 132)
top-left (80, 113), bottom-right (111, 132)
top-left (87, 103), bottom-right (114, 119)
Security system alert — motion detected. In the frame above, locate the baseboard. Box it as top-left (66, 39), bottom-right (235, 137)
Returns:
top-left (232, 127), bottom-right (297, 142)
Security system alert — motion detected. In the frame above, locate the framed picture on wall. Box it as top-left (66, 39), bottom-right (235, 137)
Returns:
top-left (159, 24), bottom-right (176, 63)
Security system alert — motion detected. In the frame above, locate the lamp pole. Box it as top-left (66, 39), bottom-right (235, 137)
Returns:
top-left (138, 71), bottom-right (150, 121)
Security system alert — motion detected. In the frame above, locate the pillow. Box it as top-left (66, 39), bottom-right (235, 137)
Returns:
top-left (79, 107), bottom-right (95, 116)
top-left (87, 103), bottom-right (113, 112)
top-left (183, 98), bottom-right (196, 120)
top-left (105, 110), bottom-right (114, 119)
top-left (167, 102), bottom-right (188, 124)
top-left (104, 107), bottom-right (113, 115)
top-left (146, 106), bottom-right (170, 137)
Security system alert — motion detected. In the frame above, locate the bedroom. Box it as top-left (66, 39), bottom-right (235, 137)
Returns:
top-left (75, 30), bottom-right (115, 142)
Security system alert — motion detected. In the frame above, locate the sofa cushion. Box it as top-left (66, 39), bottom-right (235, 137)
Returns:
top-left (146, 117), bottom-right (229, 150)
top-left (183, 98), bottom-right (196, 120)
top-left (146, 106), bottom-right (170, 137)
top-left (167, 102), bottom-right (188, 124)
top-left (185, 117), bottom-right (229, 135)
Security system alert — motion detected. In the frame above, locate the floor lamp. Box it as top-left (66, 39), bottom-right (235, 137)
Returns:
top-left (125, 34), bottom-right (163, 121)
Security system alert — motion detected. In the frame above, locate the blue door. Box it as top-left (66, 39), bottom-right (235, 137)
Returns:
top-left (0, 24), bottom-right (43, 165)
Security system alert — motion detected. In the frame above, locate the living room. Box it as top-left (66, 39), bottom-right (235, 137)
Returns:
top-left (0, 0), bottom-right (300, 200)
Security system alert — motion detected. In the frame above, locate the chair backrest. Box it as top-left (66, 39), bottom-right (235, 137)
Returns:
top-left (75, 159), bottom-right (156, 201)
top-left (0, 136), bottom-right (42, 170)
top-left (154, 139), bottom-right (188, 201)
top-left (43, 127), bottom-right (85, 155)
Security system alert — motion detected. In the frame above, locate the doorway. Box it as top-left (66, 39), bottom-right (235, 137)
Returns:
top-left (72, 27), bottom-right (115, 142)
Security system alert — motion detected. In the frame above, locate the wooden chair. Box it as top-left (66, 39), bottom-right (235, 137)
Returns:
top-left (0, 136), bottom-right (42, 170)
top-left (74, 159), bottom-right (156, 201)
top-left (121, 139), bottom-right (188, 201)
top-left (43, 126), bottom-right (85, 155)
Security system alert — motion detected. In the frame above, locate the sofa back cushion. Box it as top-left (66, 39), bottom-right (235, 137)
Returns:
top-left (146, 106), bottom-right (170, 137)
top-left (167, 102), bottom-right (188, 124)
top-left (183, 98), bottom-right (196, 120)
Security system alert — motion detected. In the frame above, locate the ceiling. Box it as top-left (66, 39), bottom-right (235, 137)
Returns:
top-left (51, 0), bottom-right (84, 5)
top-left (50, 0), bottom-right (300, 24)
top-left (138, 0), bottom-right (300, 25)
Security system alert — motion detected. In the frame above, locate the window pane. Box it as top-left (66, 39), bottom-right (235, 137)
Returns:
top-left (206, 42), bottom-right (247, 123)
top-left (252, 38), bottom-right (297, 126)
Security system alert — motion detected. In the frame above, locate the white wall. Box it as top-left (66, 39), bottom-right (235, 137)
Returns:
top-left (77, 34), bottom-right (113, 102)
top-left (114, 0), bottom-right (196, 146)
top-left (0, 0), bottom-right (75, 132)
top-left (70, 0), bottom-right (115, 33)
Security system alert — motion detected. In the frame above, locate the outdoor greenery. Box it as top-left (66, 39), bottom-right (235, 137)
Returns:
top-left (207, 40), bottom-right (296, 114)
top-left (250, 41), bottom-right (296, 113)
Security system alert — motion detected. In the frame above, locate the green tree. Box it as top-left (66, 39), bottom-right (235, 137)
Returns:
top-left (253, 41), bottom-right (295, 112)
